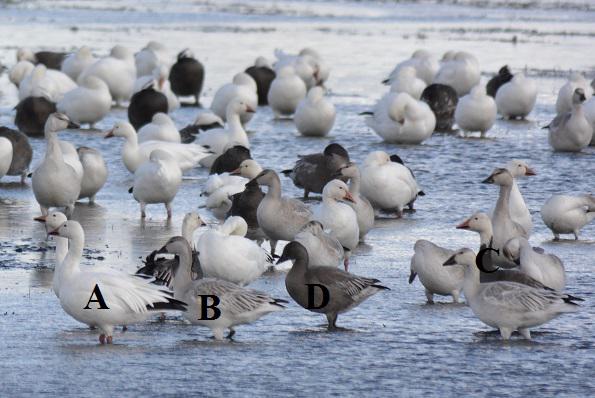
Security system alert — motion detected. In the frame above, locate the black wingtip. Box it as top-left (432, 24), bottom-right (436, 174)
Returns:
top-left (281, 169), bottom-right (292, 176)
top-left (418, 190), bottom-right (426, 197)
top-left (359, 111), bottom-right (374, 116)
top-left (373, 284), bottom-right (390, 291)
top-left (148, 297), bottom-right (187, 312)
top-left (128, 187), bottom-right (133, 194)
top-left (381, 78), bottom-right (390, 85)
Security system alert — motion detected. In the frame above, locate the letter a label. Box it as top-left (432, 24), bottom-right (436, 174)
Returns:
top-left (306, 284), bottom-right (330, 309)
top-left (198, 295), bottom-right (221, 320)
top-left (84, 284), bottom-right (110, 309)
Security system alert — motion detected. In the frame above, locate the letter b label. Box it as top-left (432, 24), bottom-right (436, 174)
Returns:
top-left (198, 295), bottom-right (221, 320)
top-left (306, 284), bottom-right (330, 309)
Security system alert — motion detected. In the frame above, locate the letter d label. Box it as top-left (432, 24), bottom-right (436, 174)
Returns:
top-left (198, 295), bottom-right (221, 320)
top-left (306, 284), bottom-right (330, 309)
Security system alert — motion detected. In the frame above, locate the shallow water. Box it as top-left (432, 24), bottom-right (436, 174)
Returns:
top-left (1, 0), bottom-right (594, 396)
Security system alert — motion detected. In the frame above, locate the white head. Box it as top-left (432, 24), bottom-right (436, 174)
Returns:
top-left (364, 151), bottom-right (391, 167)
top-left (194, 111), bottom-right (224, 128)
top-left (226, 97), bottom-right (256, 117)
top-left (230, 159), bottom-right (262, 179)
top-left (232, 72), bottom-right (257, 92)
top-left (110, 45), bottom-right (133, 60)
top-left (34, 211), bottom-right (68, 233)
top-left (322, 179), bottom-right (355, 203)
top-left (145, 41), bottom-right (166, 52)
top-left (299, 47), bottom-right (321, 60)
top-left (388, 92), bottom-right (414, 123)
top-left (502, 237), bottom-right (528, 263)
top-left (412, 49), bottom-right (431, 59)
top-left (254, 56), bottom-right (271, 68)
top-left (505, 160), bottom-right (536, 178)
top-left (9, 61), bottom-right (35, 85)
top-left (456, 212), bottom-right (491, 234)
top-left (441, 50), bottom-right (456, 62)
top-left (182, 212), bottom-right (205, 234)
top-left (219, 216), bottom-right (248, 237)
top-left (82, 75), bottom-right (109, 91)
top-left (443, 248), bottom-right (477, 267)
top-left (17, 48), bottom-right (36, 62)
top-left (338, 162), bottom-right (360, 179)
top-left (151, 112), bottom-right (174, 126)
top-left (45, 113), bottom-right (78, 135)
top-left (104, 121), bottom-right (136, 139)
top-left (49, 220), bottom-right (85, 241)
top-left (306, 86), bottom-right (324, 102)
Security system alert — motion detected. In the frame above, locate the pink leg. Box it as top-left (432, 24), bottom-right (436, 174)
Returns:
top-left (99, 334), bottom-right (106, 344)
top-left (141, 202), bottom-right (146, 219)
top-left (343, 257), bottom-right (349, 272)
top-left (107, 336), bottom-right (113, 344)
top-left (165, 203), bottom-right (172, 219)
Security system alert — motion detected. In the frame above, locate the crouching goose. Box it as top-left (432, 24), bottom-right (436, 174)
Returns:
top-left (541, 194), bottom-right (595, 240)
top-left (295, 221), bottom-right (344, 268)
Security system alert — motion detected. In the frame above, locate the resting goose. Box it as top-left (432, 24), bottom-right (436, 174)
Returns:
top-left (503, 237), bottom-right (565, 291)
top-left (279, 241), bottom-right (388, 330)
top-left (104, 121), bottom-right (210, 173)
top-left (360, 151), bottom-right (423, 217)
top-left (541, 194), bottom-right (595, 240)
top-left (335, 162), bottom-right (375, 241)
top-left (32, 113), bottom-right (81, 217)
top-left (409, 240), bottom-right (463, 303)
top-left (384, 49), bottom-right (438, 85)
top-left (254, 169), bottom-right (313, 256)
top-left (61, 46), bottom-right (97, 81)
top-left (157, 236), bottom-right (285, 340)
top-left (495, 73), bottom-right (537, 119)
top-left (274, 49), bottom-right (322, 89)
top-left (444, 248), bottom-right (580, 340)
top-left (486, 65), bottom-right (513, 97)
top-left (77, 147), bottom-right (108, 204)
top-left (245, 56), bottom-right (276, 105)
top-left (312, 180), bottom-right (359, 271)
top-left (49, 220), bottom-right (187, 344)
top-left (168, 49), bottom-right (204, 106)
top-left (9, 60), bottom-right (35, 88)
top-left (433, 51), bottom-right (480, 96)
top-left (556, 73), bottom-right (594, 115)
top-left (547, 88), bottom-right (592, 152)
top-left (210, 72), bottom-right (258, 125)
top-left (137, 113), bottom-right (181, 143)
top-left (127, 82), bottom-right (169, 130)
top-left (0, 137), bottom-right (12, 180)
top-left (388, 66), bottom-right (427, 100)
top-left (267, 66), bottom-right (307, 117)
top-left (420, 83), bottom-right (458, 132)
top-left (131, 149), bottom-right (182, 219)
top-left (0, 127), bottom-right (32, 183)
top-left (15, 96), bottom-right (57, 137)
top-left (19, 64), bottom-right (77, 102)
top-left (454, 85), bottom-right (497, 137)
top-left (295, 86), bottom-right (336, 137)
top-left (295, 221), bottom-right (344, 268)
top-left (57, 75), bottom-right (112, 127)
top-left (282, 143), bottom-right (349, 199)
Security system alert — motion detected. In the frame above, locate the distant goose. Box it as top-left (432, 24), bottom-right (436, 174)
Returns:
top-left (137, 113), bottom-right (180, 143)
top-left (0, 126), bottom-right (33, 183)
top-left (454, 85), bottom-right (497, 137)
top-left (135, 41), bottom-right (169, 78)
top-left (582, 95), bottom-right (595, 145)
top-left (274, 49), bottom-right (322, 89)
top-left (295, 86), bottom-right (336, 137)
top-left (245, 56), bottom-right (276, 105)
top-left (444, 248), bottom-right (580, 340)
top-left (210, 72), bottom-right (258, 125)
top-left (77, 147), bottom-right (108, 204)
top-left (495, 73), bottom-right (537, 119)
top-left (158, 236), bottom-right (286, 340)
top-left (8, 60), bottom-right (35, 87)
top-left (295, 221), bottom-right (344, 268)
top-left (14, 96), bottom-right (57, 137)
top-left (17, 48), bottom-right (67, 70)
top-left (57, 75), bottom-right (112, 127)
top-left (547, 88), bottom-right (592, 152)
top-left (127, 83), bottom-right (169, 130)
top-left (279, 241), bottom-right (388, 330)
top-left (387, 66), bottom-right (427, 100)
top-left (61, 46), bottom-right (97, 81)
top-left (19, 64), bottom-right (77, 102)
top-left (133, 65), bottom-right (179, 112)
top-left (179, 110), bottom-right (224, 144)
top-left (433, 51), bottom-right (480, 96)
top-left (541, 194), bottom-right (595, 240)
top-left (384, 49), bottom-right (438, 85)
top-left (486, 65), bottom-right (513, 97)
top-left (169, 49), bottom-right (204, 106)
top-left (420, 83), bottom-right (458, 132)
top-left (49, 220), bottom-right (187, 344)
top-left (282, 143), bottom-right (349, 199)
top-left (556, 72), bottom-right (594, 115)
top-left (268, 66), bottom-right (307, 117)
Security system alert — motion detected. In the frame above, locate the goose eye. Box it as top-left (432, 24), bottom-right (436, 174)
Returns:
top-left (474, 217), bottom-right (478, 220)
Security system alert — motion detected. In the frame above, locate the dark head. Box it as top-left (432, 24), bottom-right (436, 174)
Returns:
top-left (177, 49), bottom-right (194, 61)
top-left (323, 143), bottom-right (349, 160)
top-left (276, 241), bottom-right (309, 266)
top-left (227, 145), bottom-right (251, 158)
top-left (499, 65), bottom-right (512, 78)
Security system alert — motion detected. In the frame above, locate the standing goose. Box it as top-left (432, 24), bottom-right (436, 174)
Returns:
top-left (486, 65), bottom-right (513, 97)
top-left (312, 180), bottom-right (359, 271)
top-left (133, 65), bottom-right (179, 112)
top-left (49, 220), bottom-right (187, 344)
top-left (168, 49), bottom-right (205, 106)
top-left (443, 248), bottom-right (580, 340)
top-left (295, 221), bottom-right (344, 268)
top-left (282, 143), bottom-right (349, 199)
top-left (135, 41), bottom-right (169, 78)
top-left (541, 194), bottom-right (595, 240)
top-left (245, 56), bottom-right (276, 105)
top-left (268, 66), bottom-right (307, 117)
top-left (254, 169), bottom-right (312, 256)
top-left (454, 85), bottom-right (497, 138)
top-left (547, 88), bottom-right (592, 152)
top-left (335, 162), bottom-right (375, 241)
top-left (131, 149), bottom-right (182, 219)
top-left (157, 236), bottom-right (286, 340)
top-left (295, 86), bottom-right (336, 137)
top-left (137, 113), bottom-right (181, 143)
top-left (278, 241), bottom-right (388, 330)
top-left (556, 73), bottom-right (594, 115)
top-left (495, 73), bottom-right (537, 119)
top-left (32, 113), bottom-right (81, 217)
top-left (210, 72), bottom-right (258, 125)
top-left (77, 147), bottom-right (108, 204)
top-left (57, 75), bottom-right (112, 127)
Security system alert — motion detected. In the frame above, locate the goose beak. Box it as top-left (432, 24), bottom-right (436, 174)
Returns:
top-left (276, 254), bottom-right (288, 265)
top-left (343, 191), bottom-right (356, 203)
top-left (34, 215), bottom-right (47, 223)
top-left (246, 106), bottom-right (256, 114)
top-left (229, 167), bottom-right (242, 176)
top-left (443, 255), bottom-right (457, 266)
top-left (67, 121), bottom-right (80, 129)
top-left (525, 167), bottom-right (536, 176)
top-left (482, 175), bottom-right (495, 184)
top-left (156, 245), bottom-right (168, 254)
top-left (456, 218), bottom-right (470, 229)
top-left (104, 129), bottom-right (114, 139)
top-left (48, 228), bottom-right (60, 236)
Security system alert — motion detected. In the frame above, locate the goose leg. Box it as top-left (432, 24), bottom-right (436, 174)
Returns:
top-left (499, 327), bottom-right (512, 340)
top-left (65, 203), bottom-right (75, 218)
top-left (140, 202), bottom-right (146, 219)
top-left (451, 290), bottom-right (460, 304)
top-left (99, 334), bottom-right (106, 345)
top-left (40, 206), bottom-right (49, 217)
top-left (303, 189), bottom-right (310, 200)
top-left (519, 328), bottom-right (531, 340)
top-left (425, 289), bottom-right (434, 304)
top-left (20, 170), bottom-right (28, 184)
top-left (573, 230), bottom-right (579, 240)
top-left (553, 233), bottom-right (560, 241)
top-left (165, 202), bottom-right (172, 219)
top-left (106, 335), bottom-right (113, 344)
top-left (88, 195), bottom-right (96, 205)
top-left (270, 240), bottom-right (278, 257)
top-left (213, 328), bottom-right (225, 341)
top-left (227, 327), bottom-right (236, 339)
top-left (326, 313), bottom-right (338, 330)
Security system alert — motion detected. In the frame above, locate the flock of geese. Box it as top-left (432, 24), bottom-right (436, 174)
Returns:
top-left (1, 42), bottom-right (594, 344)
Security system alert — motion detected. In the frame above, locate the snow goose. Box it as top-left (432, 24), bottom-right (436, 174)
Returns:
top-left (312, 180), bottom-right (359, 271)
top-left (274, 50), bottom-right (321, 89)
top-left (383, 49), bottom-right (438, 85)
top-left (0, 137), bottom-right (12, 179)
top-left (35, 211), bottom-right (68, 297)
top-left (137, 113), bottom-right (180, 143)
top-left (131, 149), bottom-right (182, 219)
top-left (61, 46), bottom-right (97, 81)
top-left (268, 66), bottom-right (307, 117)
top-left (282, 143), bottom-right (349, 199)
top-left (15, 96), bottom-right (57, 137)
top-left (279, 241), bottom-right (388, 330)
top-left (128, 82), bottom-right (169, 130)
top-left (78, 45), bottom-right (136, 106)
top-left (503, 237), bottom-right (565, 291)
top-left (0, 127), bottom-right (32, 182)
top-left (77, 147), bottom-right (108, 204)
top-left (495, 73), bottom-right (537, 119)
top-left (409, 240), bottom-right (463, 303)
top-left (104, 121), bottom-right (210, 173)
top-left (556, 73), bottom-right (594, 115)
top-left (486, 65), bottom-right (513, 97)
top-left (157, 236), bottom-right (286, 340)
top-left (335, 162), bottom-right (375, 240)
top-left (541, 194), bottom-right (595, 240)
top-left (387, 66), bottom-right (427, 100)
top-left (179, 110), bottom-right (224, 143)
top-left (443, 248), bottom-right (580, 340)
top-left (210, 145), bottom-right (251, 174)
top-left (49, 220), bottom-right (187, 344)
top-left (420, 83), bottom-right (458, 132)
top-left (497, 160), bottom-right (535, 234)
top-left (255, 169), bottom-right (313, 256)
top-left (547, 88), bottom-right (592, 152)
top-left (245, 56), bottom-right (276, 105)
top-left (455, 85), bottom-right (497, 137)
top-left (433, 51), bottom-right (480, 96)
top-left (360, 151), bottom-right (423, 217)
top-left (19, 64), bottom-right (77, 102)
top-left (133, 65), bottom-right (179, 112)
top-left (584, 96), bottom-right (595, 145)
top-left (210, 72), bottom-right (258, 125)
top-left (32, 113), bottom-right (82, 217)
top-left (168, 49), bottom-right (204, 106)
top-left (135, 41), bottom-right (169, 78)
top-left (197, 216), bottom-right (271, 286)
top-left (295, 86), bottom-right (336, 137)
top-left (295, 221), bottom-right (344, 268)
top-left (57, 75), bottom-right (112, 127)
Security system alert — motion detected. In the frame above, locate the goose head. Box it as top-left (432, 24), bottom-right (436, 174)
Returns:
top-left (299, 47), bottom-right (321, 60)
top-left (254, 56), bottom-right (272, 68)
top-left (230, 159), bottom-right (262, 179)
top-left (82, 75), bottom-right (109, 92)
top-left (104, 121), bottom-right (136, 139)
top-left (156, 236), bottom-right (193, 271)
top-left (177, 49), bottom-right (194, 61)
top-left (276, 240), bottom-right (309, 266)
top-left (443, 247), bottom-right (476, 267)
top-left (110, 45), bottom-right (133, 61)
top-left (482, 168), bottom-right (513, 186)
top-left (77, 46), bottom-right (93, 60)
top-left (573, 88), bottom-right (587, 104)
top-left (498, 65), bottom-right (512, 79)
top-left (335, 162), bottom-right (359, 179)
top-left (364, 151), bottom-right (391, 167)
top-left (456, 212), bottom-right (491, 233)
top-left (232, 72), bottom-right (257, 92)
top-left (252, 169), bottom-right (279, 187)
top-left (45, 113), bottom-right (79, 135)
top-left (17, 48), bottom-right (36, 63)
top-left (9, 60), bottom-right (35, 86)
top-left (441, 50), bottom-right (456, 62)
top-left (219, 216), bottom-right (248, 237)
top-left (151, 112), bottom-right (175, 127)
top-left (226, 97), bottom-right (256, 117)
top-left (34, 211), bottom-right (68, 232)
top-left (323, 143), bottom-right (349, 161)
top-left (48, 220), bottom-right (84, 240)
top-left (194, 110), bottom-right (224, 128)
top-left (505, 160), bottom-right (536, 178)
top-left (388, 92), bottom-right (414, 123)
top-left (322, 179), bottom-right (355, 203)
top-left (182, 212), bottom-right (205, 232)
top-left (502, 237), bottom-right (525, 264)
top-left (412, 49), bottom-right (431, 59)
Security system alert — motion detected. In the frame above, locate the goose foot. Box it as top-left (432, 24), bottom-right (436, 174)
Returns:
top-left (122, 326), bottom-right (127, 332)
top-left (107, 336), bottom-right (113, 344)
top-left (99, 334), bottom-right (106, 344)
